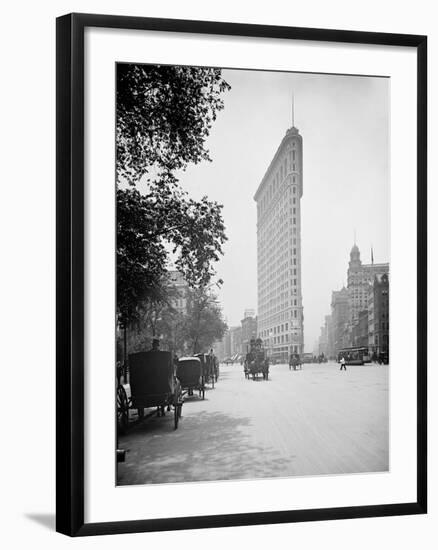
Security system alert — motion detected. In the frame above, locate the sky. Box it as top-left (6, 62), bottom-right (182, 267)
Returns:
top-left (163, 68), bottom-right (390, 351)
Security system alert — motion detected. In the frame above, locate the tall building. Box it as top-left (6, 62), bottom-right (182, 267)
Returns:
top-left (347, 244), bottom-right (389, 324)
top-left (325, 315), bottom-right (335, 359)
top-left (229, 326), bottom-right (242, 357)
top-left (241, 314), bottom-right (257, 355)
top-left (352, 309), bottom-right (369, 348)
top-left (254, 121), bottom-right (304, 363)
top-left (368, 273), bottom-right (389, 359)
top-left (168, 270), bottom-right (188, 315)
top-left (331, 287), bottom-right (349, 354)
top-left (318, 316), bottom-right (331, 357)
top-left (320, 245), bottom-right (389, 358)
top-left (224, 330), bottom-right (231, 358)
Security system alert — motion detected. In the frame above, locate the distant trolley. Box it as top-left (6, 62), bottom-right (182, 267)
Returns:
top-left (301, 352), bottom-right (314, 364)
top-left (337, 347), bottom-right (371, 366)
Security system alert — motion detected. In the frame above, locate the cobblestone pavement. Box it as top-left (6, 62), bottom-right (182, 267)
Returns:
top-left (117, 362), bottom-right (389, 485)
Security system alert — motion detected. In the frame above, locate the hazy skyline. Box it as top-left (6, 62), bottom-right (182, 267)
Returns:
top-left (141, 68), bottom-right (390, 351)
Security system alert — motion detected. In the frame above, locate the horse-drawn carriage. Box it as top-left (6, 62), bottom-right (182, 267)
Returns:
top-left (244, 338), bottom-right (269, 380)
top-left (289, 353), bottom-right (302, 371)
top-left (176, 356), bottom-right (205, 399)
top-left (117, 350), bottom-right (183, 433)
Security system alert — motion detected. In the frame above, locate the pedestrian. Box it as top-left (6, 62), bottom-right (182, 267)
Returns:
top-left (340, 356), bottom-right (346, 371)
top-left (150, 338), bottom-right (160, 352)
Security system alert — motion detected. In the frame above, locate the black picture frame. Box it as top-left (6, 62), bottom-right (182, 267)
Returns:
top-left (56, 12), bottom-right (427, 537)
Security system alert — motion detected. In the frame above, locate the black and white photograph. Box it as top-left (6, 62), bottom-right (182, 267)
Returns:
top-left (116, 63), bottom-right (390, 486)
top-left (0, 0), bottom-right (431, 545)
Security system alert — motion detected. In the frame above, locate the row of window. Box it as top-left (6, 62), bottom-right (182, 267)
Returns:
top-left (258, 177), bottom-right (299, 219)
top-left (258, 246), bottom-right (300, 290)
top-left (259, 311), bottom-right (302, 331)
top-left (258, 188), bottom-right (299, 232)
top-left (261, 319), bottom-right (306, 337)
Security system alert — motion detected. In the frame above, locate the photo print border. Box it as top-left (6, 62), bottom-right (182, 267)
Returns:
top-left (56, 12), bottom-right (427, 537)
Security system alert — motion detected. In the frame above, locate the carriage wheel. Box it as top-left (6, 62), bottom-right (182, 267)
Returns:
top-left (117, 385), bottom-right (129, 434)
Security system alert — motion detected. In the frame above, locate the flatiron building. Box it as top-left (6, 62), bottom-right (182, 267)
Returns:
top-left (254, 122), bottom-right (304, 362)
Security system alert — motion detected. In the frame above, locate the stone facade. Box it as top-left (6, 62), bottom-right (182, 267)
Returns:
top-left (168, 270), bottom-right (188, 315)
top-left (319, 245), bottom-right (389, 359)
top-left (318, 314), bottom-right (334, 358)
top-left (254, 125), bottom-right (304, 362)
top-left (352, 309), bottom-right (369, 348)
top-left (347, 245), bottom-right (389, 325)
top-left (241, 315), bottom-right (257, 355)
top-left (229, 325), bottom-right (242, 357)
top-left (368, 273), bottom-right (389, 359)
top-left (331, 287), bottom-right (349, 354)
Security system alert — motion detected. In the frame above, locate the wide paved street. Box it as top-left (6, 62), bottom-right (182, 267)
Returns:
top-left (117, 362), bottom-right (389, 485)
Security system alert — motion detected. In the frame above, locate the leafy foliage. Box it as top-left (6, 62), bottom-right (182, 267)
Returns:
top-left (117, 283), bottom-right (227, 358)
top-left (116, 64), bottom-right (230, 335)
top-left (117, 64), bottom-right (231, 186)
top-left (181, 287), bottom-right (228, 355)
top-left (117, 185), bottom-right (227, 326)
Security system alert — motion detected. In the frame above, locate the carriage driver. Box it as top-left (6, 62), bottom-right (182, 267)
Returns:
top-left (246, 338), bottom-right (256, 361)
top-left (255, 338), bottom-right (268, 367)
top-left (150, 338), bottom-right (160, 351)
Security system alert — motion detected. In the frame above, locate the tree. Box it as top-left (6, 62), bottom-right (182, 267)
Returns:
top-left (117, 186), bottom-right (227, 328)
top-left (182, 287), bottom-right (228, 355)
top-left (116, 64), bottom-right (230, 333)
top-left (117, 64), bottom-right (231, 186)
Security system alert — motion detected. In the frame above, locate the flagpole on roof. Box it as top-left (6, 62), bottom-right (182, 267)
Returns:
top-left (292, 93), bottom-right (295, 127)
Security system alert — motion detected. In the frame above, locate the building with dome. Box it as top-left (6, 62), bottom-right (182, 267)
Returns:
top-left (318, 244), bottom-right (389, 357)
top-left (347, 243), bottom-right (389, 326)
top-left (254, 121), bottom-right (304, 362)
